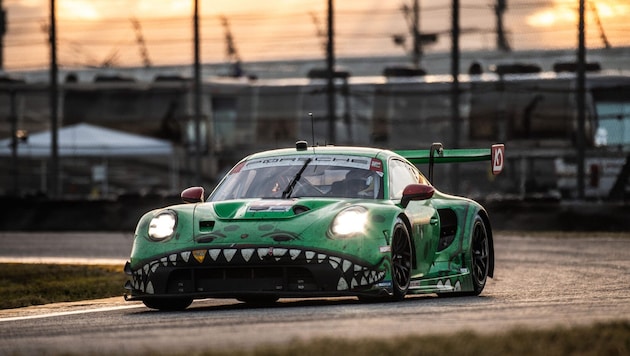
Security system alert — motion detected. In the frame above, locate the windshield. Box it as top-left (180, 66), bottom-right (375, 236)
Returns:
top-left (209, 155), bottom-right (384, 201)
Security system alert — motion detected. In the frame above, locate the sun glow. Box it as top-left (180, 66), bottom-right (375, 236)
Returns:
top-left (136, 1), bottom-right (191, 18)
top-left (5, 0), bottom-right (630, 71)
top-left (58, 1), bottom-right (100, 20)
top-left (57, 0), bottom-right (188, 20)
top-left (527, 0), bottom-right (629, 27)
top-left (53, 0), bottom-right (324, 20)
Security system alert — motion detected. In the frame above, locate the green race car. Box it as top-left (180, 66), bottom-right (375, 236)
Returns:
top-left (125, 142), bottom-right (505, 310)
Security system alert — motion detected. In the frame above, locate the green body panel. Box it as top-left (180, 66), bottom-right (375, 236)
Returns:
top-left (408, 192), bottom-right (484, 294)
top-left (127, 145), bottom-right (496, 300)
top-left (129, 193), bottom-right (486, 296)
top-left (131, 198), bottom-right (402, 289)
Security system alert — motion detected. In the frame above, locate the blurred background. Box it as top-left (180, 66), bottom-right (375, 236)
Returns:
top-left (0, 0), bottom-right (629, 230)
top-left (1, 0), bottom-right (628, 69)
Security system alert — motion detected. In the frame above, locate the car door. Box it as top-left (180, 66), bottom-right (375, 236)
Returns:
top-left (389, 159), bottom-right (439, 275)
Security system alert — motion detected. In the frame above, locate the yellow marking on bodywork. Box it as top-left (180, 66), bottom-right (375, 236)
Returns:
top-left (193, 250), bottom-right (206, 263)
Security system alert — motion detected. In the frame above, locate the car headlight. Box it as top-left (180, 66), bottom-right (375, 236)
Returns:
top-left (148, 210), bottom-right (177, 240)
top-left (330, 206), bottom-right (368, 237)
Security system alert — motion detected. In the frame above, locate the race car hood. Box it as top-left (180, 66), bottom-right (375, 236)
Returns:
top-left (130, 197), bottom-right (397, 269)
top-left (190, 198), bottom-right (348, 242)
top-left (209, 199), bottom-right (330, 220)
top-left (185, 197), bottom-right (397, 247)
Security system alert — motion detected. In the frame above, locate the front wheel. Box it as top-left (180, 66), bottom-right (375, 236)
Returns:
top-left (143, 297), bottom-right (193, 311)
top-left (236, 296), bottom-right (279, 305)
top-left (390, 218), bottom-right (412, 301)
top-left (469, 215), bottom-right (491, 295)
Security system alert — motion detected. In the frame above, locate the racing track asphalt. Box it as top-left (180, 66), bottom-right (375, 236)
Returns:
top-left (0, 232), bottom-right (629, 354)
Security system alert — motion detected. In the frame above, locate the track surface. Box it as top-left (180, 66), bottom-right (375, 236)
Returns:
top-left (1, 232), bottom-right (629, 355)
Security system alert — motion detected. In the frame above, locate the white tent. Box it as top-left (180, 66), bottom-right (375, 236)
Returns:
top-left (1, 123), bottom-right (178, 196)
top-left (0, 123), bottom-right (173, 157)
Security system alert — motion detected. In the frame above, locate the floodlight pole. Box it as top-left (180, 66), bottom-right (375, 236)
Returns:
top-left (450, 0), bottom-right (460, 193)
top-left (49, 0), bottom-right (59, 198)
top-left (576, 0), bottom-right (586, 199)
top-left (9, 90), bottom-right (17, 195)
top-left (326, 0), bottom-right (336, 144)
top-left (193, 0), bottom-right (202, 185)
top-left (0, 0), bottom-right (6, 70)
top-left (495, 0), bottom-right (510, 52)
top-left (411, 0), bottom-right (421, 68)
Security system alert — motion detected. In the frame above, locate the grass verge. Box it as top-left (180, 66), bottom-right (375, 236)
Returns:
top-left (47, 321), bottom-right (626, 356)
top-left (197, 322), bottom-right (630, 356)
top-left (0, 263), bottom-right (127, 309)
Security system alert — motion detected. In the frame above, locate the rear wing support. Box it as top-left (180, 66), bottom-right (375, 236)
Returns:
top-left (396, 143), bottom-right (505, 184)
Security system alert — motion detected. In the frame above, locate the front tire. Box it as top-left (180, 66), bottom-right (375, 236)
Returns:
top-left (390, 218), bottom-right (412, 301)
top-left (237, 296), bottom-right (279, 305)
top-left (142, 298), bottom-right (193, 311)
top-left (469, 215), bottom-right (491, 295)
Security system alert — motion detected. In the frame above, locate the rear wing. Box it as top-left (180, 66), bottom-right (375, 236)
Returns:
top-left (395, 143), bottom-right (505, 183)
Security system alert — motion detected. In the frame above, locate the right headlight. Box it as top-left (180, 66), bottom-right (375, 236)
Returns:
top-left (148, 210), bottom-right (177, 241)
top-left (329, 206), bottom-right (368, 237)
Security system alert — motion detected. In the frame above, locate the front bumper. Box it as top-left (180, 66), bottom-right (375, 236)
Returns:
top-left (124, 245), bottom-right (388, 300)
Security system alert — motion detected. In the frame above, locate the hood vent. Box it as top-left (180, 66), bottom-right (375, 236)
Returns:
top-left (199, 220), bottom-right (215, 232)
top-left (292, 205), bottom-right (310, 215)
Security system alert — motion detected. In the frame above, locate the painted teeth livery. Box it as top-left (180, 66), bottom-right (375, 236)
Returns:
top-left (129, 247), bottom-right (386, 294)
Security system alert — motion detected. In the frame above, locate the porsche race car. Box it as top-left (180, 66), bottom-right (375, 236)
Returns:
top-left (124, 142), bottom-right (505, 310)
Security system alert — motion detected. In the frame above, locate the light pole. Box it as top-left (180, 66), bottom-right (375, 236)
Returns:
top-left (193, 0), bottom-right (202, 185)
top-left (326, 0), bottom-right (336, 144)
top-left (450, 0), bottom-right (460, 193)
top-left (49, 0), bottom-right (59, 198)
top-left (576, 0), bottom-right (586, 199)
top-left (0, 0), bottom-right (6, 70)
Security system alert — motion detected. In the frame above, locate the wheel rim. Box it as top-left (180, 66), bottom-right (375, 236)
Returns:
top-left (392, 226), bottom-right (412, 292)
top-left (471, 220), bottom-right (489, 287)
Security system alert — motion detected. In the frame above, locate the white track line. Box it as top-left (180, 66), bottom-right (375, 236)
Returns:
top-left (0, 257), bottom-right (126, 265)
top-left (0, 304), bottom-right (144, 323)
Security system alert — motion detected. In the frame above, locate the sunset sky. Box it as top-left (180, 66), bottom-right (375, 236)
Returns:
top-left (2, 0), bottom-right (629, 71)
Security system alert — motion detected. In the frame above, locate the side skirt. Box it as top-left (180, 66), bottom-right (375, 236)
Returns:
top-left (407, 271), bottom-right (473, 294)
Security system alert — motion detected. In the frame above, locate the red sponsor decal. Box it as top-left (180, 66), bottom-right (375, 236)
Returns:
top-left (370, 158), bottom-right (383, 172)
top-left (491, 144), bottom-right (505, 175)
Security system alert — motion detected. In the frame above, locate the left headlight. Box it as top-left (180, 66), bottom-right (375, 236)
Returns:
top-left (148, 210), bottom-right (177, 241)
top-left (330, 206), bottom-right (368, 237)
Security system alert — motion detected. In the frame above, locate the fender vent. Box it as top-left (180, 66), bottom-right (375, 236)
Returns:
top-left (437, 209), bottom-right (457, 251)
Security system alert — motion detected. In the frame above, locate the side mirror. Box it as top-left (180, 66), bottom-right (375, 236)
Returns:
top-left (181, 186), bottom-right (205, 203)
top-left (400, 184), bottom-right (434, 208)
